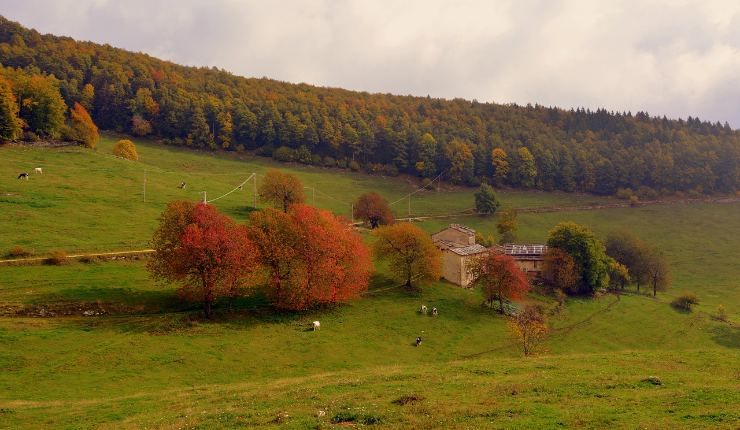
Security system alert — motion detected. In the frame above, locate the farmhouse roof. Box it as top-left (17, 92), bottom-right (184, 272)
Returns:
top-left (448, 243), bottom-right (488, 256)
top-left (432, 223), bottom-right (476, 238)
top-left (501, 243), bottom-right (548, 257)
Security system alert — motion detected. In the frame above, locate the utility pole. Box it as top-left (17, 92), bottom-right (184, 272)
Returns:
top-left (351, 203), bottom-right (354, 224)
top-left (252, 173), bottom-right (257, 207)
top-left (202, 191), bottom-right (207, 204)
top-left (143, 170), bottom-right (147, 202)
top-left (408, 195), bottom-right (411, 218)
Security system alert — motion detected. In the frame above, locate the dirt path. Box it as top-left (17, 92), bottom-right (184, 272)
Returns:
top-left (0, 249), bottom-right (154, 266)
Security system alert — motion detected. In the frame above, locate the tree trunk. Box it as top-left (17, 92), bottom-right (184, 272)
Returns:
top-left (498, 295), bottom-right (505, 315)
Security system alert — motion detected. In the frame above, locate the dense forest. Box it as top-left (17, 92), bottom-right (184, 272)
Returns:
top-left (0, 16), bottom-right (738, 196)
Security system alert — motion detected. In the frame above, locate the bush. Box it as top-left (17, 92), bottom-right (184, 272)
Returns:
top-left (271, 146), bottom-right (295, 162)
top-left (45, 250), bottom-right (69, 265)
top-left (311, 154), bottom-right (322, 165)
top-left (615, 187), bottom-right (635, 200)
top-left (382, 164), bottom-right (399, 176)
top-left (349, 160), bottom-right (360, 171)
top-left (255, 145), bottom-right (274, 157)
top-left (323, 156), bottom-right (336, 167)
top-left (78, 255), bottom-right (100, 264)
top-left (636, 186), bottom-right (658, 200)
top-left (716, 305), bottom-right (728, 322)
top-left (671, 293), bottom-right (699, 311)
top-left (7, 246), bottom-right (31, 258)
top-left (112, 139), bottom-right (138, 160)
top-left (336, 158), bottom-right (347, 169)
top-left (296, 145), bottom-right (312, 164)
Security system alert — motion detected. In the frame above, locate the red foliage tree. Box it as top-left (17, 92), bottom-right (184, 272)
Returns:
top-left (148, 201), bottom-right (259, 318)
top-left (353, 192), bottom-right (394, 228)
top-left (471, 252), bottom-right (530, 314)
top-left (248, 204), bottom-right (372, 310)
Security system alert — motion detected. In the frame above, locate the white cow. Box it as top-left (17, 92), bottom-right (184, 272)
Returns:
top-left (432, 307), bottom-right (439, 316)
top-left (420, 305), bottom-right (428, 315)
top-left (312, 320), bottom-right (321, 331)
top-left (34, 167), bottom-right (43, 174)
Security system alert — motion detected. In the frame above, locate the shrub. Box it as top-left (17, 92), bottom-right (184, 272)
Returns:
top-left (382, 164), bottom-right (399, 176)
top-left (615, 187), bottom-right (634, 200)
top-left (671, 293), bottom-right (699, 311)
top-left (349, 160), bottom-right (360, 171)
top-left (716, 305), bottom-right (728, 322)
top-left (255, 145), bottom-right (274, 157)
top-left (7, 246), bottom-right (31, 258)
top-left (45, 250), bottom-right (69, 265)
top-left (296, 145), bottom-right (312, 164)
top-left (113, 139), bottom-right (138, 160)
top-left (336, 158), bottom-right (347, 169)
top-left (636, 186), bottom-right (658, 200)
top-left (311, 154), bottom-right (322, 165)
top-left (78, 255), bottom-right (99, 264)
top-left (629, 195), bottom-right (639, 207)
top-left (271, 146), bottom-right (295, 162)
top-left (323, 156), bottom-right (336, 167)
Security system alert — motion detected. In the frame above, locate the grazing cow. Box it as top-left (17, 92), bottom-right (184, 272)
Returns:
top-left (415, 336), bottom-right (423, 347)
top-left (420, 305), bottom-right (428, 315)
top-left (312, 320), bottom-right (321, 331)
top-left (432, 307), bottom-right (439, 316)
top-left (34, 167), bottom-right (43, 174)
top-left (178, 181), bottom-right (187, 189)
top-left (17, 172), bottom-right (29, 180)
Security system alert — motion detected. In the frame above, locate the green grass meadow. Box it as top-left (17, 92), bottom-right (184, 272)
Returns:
top-left (0, 136), bottom-right (738, 428)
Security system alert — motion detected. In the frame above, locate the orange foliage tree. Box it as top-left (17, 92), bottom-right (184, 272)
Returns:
top-left (542, 248), bottom-right (579, 293)
top-left (248, 204), bottom-right (372, 310)
top-left (372, 222), bottom-right (441, 289)
top-left (258, 169), bottom-right (305, 212)
top-left (508, 305), bottom-right (549, 356)
top-left (353, 192), bottom-right (394, 228)
top-left (70, 102), bottom-right (99, 148)
top-left (471, 252), bottom-right (530, 314)
top-left (147, 201), bottom-right (259, 318)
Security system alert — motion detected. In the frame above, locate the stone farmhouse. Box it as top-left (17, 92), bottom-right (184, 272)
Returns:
top-left (431, 224), bottom-right (548, 287)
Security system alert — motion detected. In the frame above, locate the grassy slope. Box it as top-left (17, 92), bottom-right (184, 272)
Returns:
top-left (0, 136), bottom-right (738, 428)
top-left (0, 134), bottom-right (611, 254)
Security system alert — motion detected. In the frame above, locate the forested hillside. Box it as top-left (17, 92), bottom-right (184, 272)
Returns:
top-left (0, 16), bottom-right (738, 196)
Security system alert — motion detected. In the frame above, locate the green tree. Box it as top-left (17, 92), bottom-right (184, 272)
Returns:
top-left (514, 147), bottom-right (537, 187)
top-left (474, 183), bottom-right (500, 215)
top-left (18, 75), bottom-right (67, 138)
top-left (547, 222), bottom-right (611, 294)
top-left (415, 132), bottom-right (437, 177)
top-left (187, 105), bottom-right (214, 148)
top-left (216, 110), bottom-right (233, 149)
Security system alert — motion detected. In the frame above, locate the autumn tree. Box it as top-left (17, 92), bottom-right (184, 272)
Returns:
top-left (491, 147), bottom-right (509, 185)
top-left (373, 222), bottom-right (441, 289)
top-left (113, 139), bottom-right (138, 160)
top-left (17, 75), bottom-right (67, 138)
top-left (131, 114), bottom-right (152, 136)
top-left (605, 230), bottom-right (649, 290)
top-left (508, 305), bottom-right (549, 356)
top-left (547, 222), bottom-right (611, 294)
top-left (0, 76), bottom-right (21, 141)
top-left (69, 102), bottom-right (99, 148)
top-left (474, 182), bottom-right (500, 215)
top-left (471, 252), bottom-right (530, 314)
top-left (644, 248), bottom-right (670, 297)
top-left (258, 169), bottom-right (305, 212)
top-left (444, 138), bottom-right (474, 184)
top-left (147, 201), bottom-right (259, 318)
top-left (542, 248), bottom-right (578, 293)
top-left (608, 259), bottom-right (631, 290)
top-left (354, 192), bottom-right (394, 228)
top-left (248, 205), bottom-right (372, 310)
top-left (496, 208), bottom-right (518, 244)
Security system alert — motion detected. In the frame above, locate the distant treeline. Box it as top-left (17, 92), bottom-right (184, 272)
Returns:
top-left (0, 16), bottom-right (738, 195)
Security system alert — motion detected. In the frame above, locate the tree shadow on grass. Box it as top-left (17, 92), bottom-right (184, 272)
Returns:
top-left (711, 325), bottom-right (740, 349)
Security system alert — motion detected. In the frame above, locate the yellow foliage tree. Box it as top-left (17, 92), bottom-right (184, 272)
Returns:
top-left (113, 139), bottom-right (138, 161)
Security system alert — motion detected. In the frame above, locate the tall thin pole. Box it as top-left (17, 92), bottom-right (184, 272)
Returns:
top-left (253, 173), bottom-right (257, 207)
top-left (351, 203), bottom-right (354, 224)
top-left (408, 195), bottom-right (411, 217)
top-left (143, 170), bottom-right (147, 202)
top-left (202, 191), bottom-right (207, 204)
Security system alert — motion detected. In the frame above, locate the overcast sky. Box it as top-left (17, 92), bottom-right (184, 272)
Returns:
top-left (3, 0), bottom-right (740, 126)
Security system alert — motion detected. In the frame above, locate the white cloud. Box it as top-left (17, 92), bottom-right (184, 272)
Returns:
top-left (3, 0), bottom-right (740, 125)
